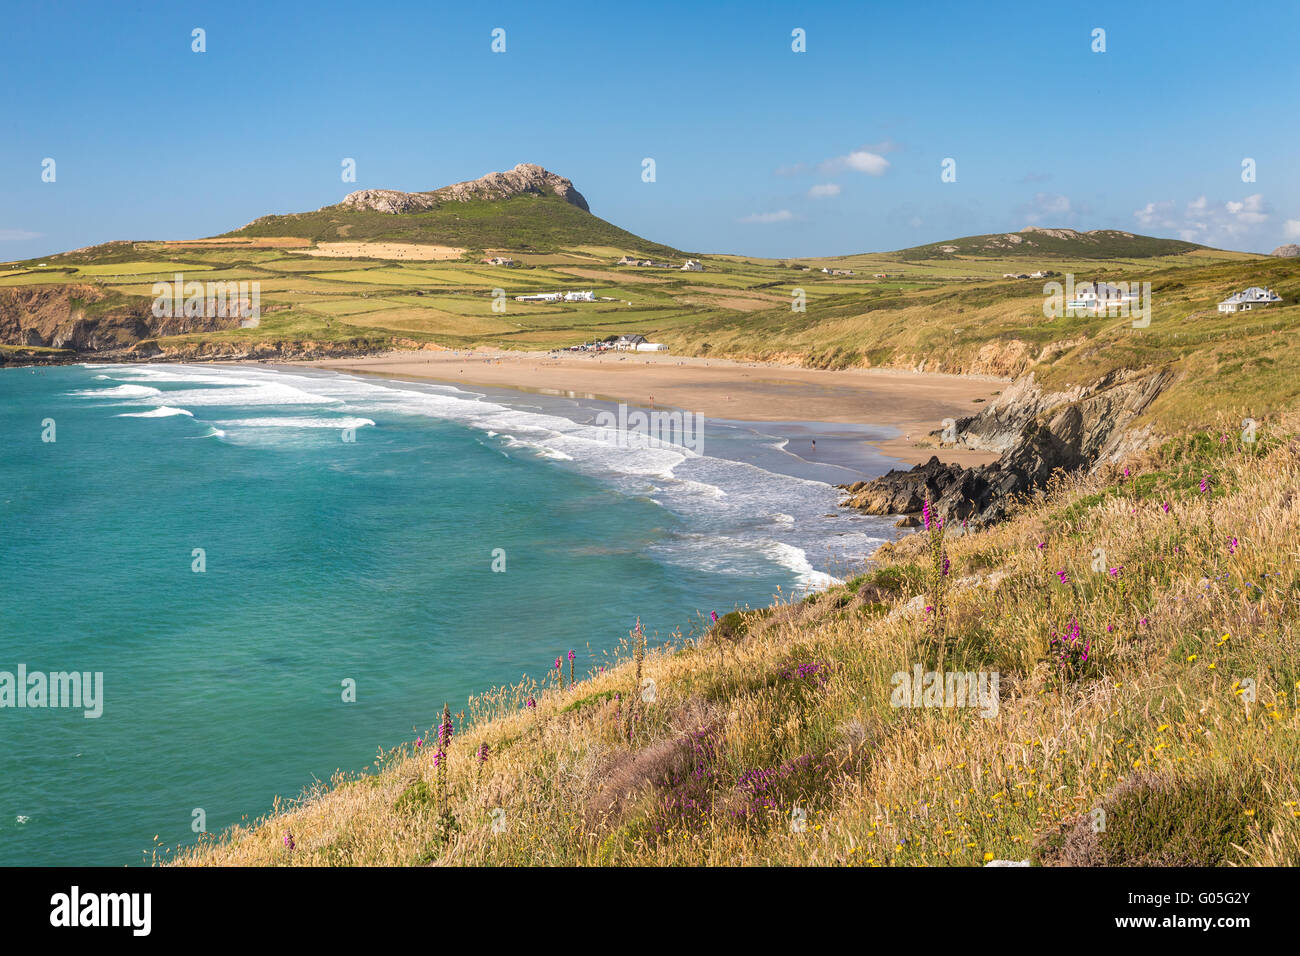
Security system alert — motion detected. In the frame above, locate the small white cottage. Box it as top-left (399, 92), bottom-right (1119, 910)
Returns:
top-left (1218, 287), bottom-right (1282, 313)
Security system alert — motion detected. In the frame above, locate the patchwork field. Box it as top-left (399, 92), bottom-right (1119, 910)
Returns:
top-left (304, 242), bottom-right (466, 260)
top-left (4, 231), bottom-right (1298, 432)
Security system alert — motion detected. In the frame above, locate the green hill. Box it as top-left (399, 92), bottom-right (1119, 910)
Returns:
top-left (223, 163), bottom-right (684, 257)
top-left (893, 228), bottom-right (1206, 261)
top-left (226, 194), bottom-right (682, 258)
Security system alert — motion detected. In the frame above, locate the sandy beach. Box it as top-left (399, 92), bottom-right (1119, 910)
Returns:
top-left (290, 348), bottom-right (1007, 469)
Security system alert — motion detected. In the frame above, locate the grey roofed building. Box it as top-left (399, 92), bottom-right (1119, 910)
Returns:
top-left (1218, 286), bottom-right (1283, 313)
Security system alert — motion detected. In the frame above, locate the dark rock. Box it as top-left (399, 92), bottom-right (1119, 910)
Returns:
top-left (841, 367), bottom-right (1173, 526)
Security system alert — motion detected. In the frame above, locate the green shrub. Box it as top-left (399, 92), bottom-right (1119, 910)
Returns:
top-left (1033, 770), bottom-right (1261, 866)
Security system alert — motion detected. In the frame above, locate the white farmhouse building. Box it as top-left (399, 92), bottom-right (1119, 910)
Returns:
top-left (680, 259), bottom-right (703, 272)
top-left (1068, 281), bottom-right (1139, 312)
top-left (613, 333), bottom-right (648, 350)
top-left (1218, 286), bottom-right (1282, 313)
top-left (564, 290), bottom-right (596, 302)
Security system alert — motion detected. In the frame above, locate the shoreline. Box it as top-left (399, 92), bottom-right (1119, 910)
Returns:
top-left (282, 348), bottom-right (1007, 469)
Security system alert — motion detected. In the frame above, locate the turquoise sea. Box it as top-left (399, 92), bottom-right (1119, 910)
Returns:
top-left (0, 362), bottom-right (897, 865)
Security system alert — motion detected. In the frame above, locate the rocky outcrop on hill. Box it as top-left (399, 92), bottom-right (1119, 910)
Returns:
top-left (339, 163), bottom-right (590, 215)
top-left (0, 285), bottom-right (243, 354)
top-left (841, 367), bottom-right (1174, 524)
top-left (433, 163), bottom-right (589, 210)
top-left (339, 189), bottom-right (438, 215)
top-left (1271, 244), bottom-right (1300, 257)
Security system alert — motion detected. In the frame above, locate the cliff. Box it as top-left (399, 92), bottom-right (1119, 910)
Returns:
top-left (0, 285), bottom-right (243, 355)
top-left (841, 366), bottom-right (1175, 523)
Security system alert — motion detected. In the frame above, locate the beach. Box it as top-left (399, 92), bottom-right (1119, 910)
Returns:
top-left (291, 348), bottom-right (1007, 469)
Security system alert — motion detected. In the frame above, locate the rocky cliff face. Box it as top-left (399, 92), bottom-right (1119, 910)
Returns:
top-left (841, 366), bottom-right (1174, 524)
top-left (340, 163), bottom-right (590, 215)
top-left (0, 285), bottom-right (243, 354)
top-left (1271, 244), bottom-right (1300, 258)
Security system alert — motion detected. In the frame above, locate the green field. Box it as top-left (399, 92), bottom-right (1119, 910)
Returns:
top-left (4, 216), bottom-right (1298, 433)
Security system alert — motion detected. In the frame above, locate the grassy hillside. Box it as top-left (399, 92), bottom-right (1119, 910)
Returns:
top-left (4, 235), bottom-right (1294, 434)
top-left (226, 194), bottom-right (685, 258)
top-left (661, 255), bottom-right (1300, 431)
top-left (173, 416), bottom-right (1300, 866)
top-left (892, 228), bottom-right (1206, 261)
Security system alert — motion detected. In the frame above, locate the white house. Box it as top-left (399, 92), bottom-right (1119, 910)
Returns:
top-left (614, 333), bottom-right (648, 350)
top-left (680, 259), bottom-right (703, 272)
top-left (635, 342), bottom-right (669, 352)
top-left (1218, 286), bottom-right (1282, 313)
top-left (1068, 281), bottom-right (1138, 311)
top-left (564, 290), bottom-right (597, 302)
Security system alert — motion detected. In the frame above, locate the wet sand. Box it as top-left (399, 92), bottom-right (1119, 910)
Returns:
top-left (288, 348), bottom-right (1008, 469)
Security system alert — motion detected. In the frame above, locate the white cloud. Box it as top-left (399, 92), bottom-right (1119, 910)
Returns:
top-left (807, 183), bottom-right (841, 199)
top-left (1017, 192), bottom-right (1075, 226)
top-left (778, 141), bottom-right (897, 180)
top-left (1284, 219), bottom-right (1300, 240)
top-left (738, 210), bottom-right (794, 224)
top-left (1134, 199), bottom-right (1176, 228)
top-left (0, 229), bottom-right (41, 241)
top-left (1132, 193), bottom-right (1272, 249)
top-left (819, 150), bottom-right (889, 176)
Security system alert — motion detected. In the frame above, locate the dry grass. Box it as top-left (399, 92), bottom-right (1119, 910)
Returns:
top-left (304, 242), bottom-right (467, 261)
top-left (161, 237), bottom-right (312, 248)
top-left (173, 414), bottom-right (1300, 867)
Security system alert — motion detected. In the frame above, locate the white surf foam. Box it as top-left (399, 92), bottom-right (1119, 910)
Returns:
top-left (103, 364), bottom-right (888, 589)
top-left (71, 384), bottom-right (161, 399)
top-left (215, 416), bottom-right (375, 430)
top-left (761, 541), bottom-right (844, 591)
top-left (118, 406), bottom-right (194, 418)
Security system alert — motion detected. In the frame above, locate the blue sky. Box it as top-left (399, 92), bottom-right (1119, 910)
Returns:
top-left (2, 0), bottom-right (1297, 260)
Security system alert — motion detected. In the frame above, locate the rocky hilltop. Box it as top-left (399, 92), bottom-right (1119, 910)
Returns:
top-left (339, 163), bottom-right (590, 215)
top-left (1271, 243), bottom-right (1300, 257)
top-left (841, 367), bottom-right (1174, 524)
